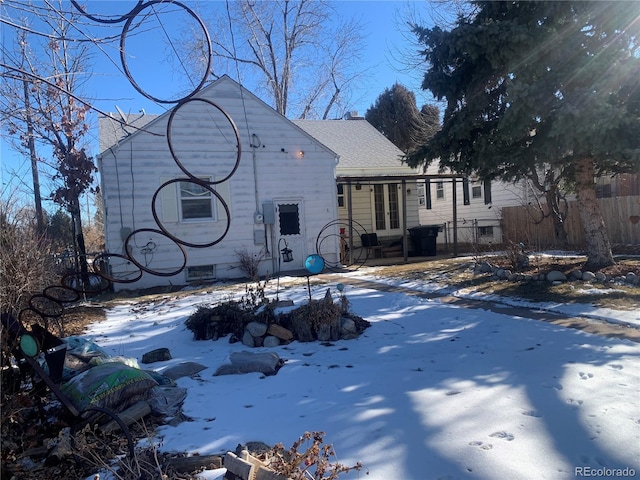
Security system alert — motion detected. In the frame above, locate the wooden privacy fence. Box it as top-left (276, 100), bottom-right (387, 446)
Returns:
top-left (501, 195), bottom-right (640, 249)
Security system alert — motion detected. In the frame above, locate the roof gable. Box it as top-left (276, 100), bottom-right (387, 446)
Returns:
top-left (98, 76), bottom-right (338, 159)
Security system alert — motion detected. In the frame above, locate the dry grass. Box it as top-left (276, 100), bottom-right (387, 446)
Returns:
top-left (358, 253), bottom-right (640, 311)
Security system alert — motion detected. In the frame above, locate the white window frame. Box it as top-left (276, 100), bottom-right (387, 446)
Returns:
top-left (472, 182), bottom-right (483, 199)
top-left (436, 181), bottom-right (445, 200)
top-left (417, 182), bottom-right (426, 206)
top-left (179, 178), bottom-right (215, 222)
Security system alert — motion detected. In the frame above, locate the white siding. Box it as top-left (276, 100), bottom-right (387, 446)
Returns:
top-left (99, 77), bottom-right (338, 290)
top-left (337, 179), bottom-right (421, 247)
top-left (416, 163), bottom-right (527, 246)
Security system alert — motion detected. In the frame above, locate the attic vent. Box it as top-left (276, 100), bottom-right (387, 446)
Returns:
top-left (345, 111), bottom-right (364, 120)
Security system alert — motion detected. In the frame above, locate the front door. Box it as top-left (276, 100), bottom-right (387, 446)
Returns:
top-left (371, 183), bottom-right (402, 235)
top-left (275, 199), bottom-right (305, 271)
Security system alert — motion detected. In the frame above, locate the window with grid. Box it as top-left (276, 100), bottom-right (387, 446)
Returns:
top-left (180, 180), bottom-right (214, 220)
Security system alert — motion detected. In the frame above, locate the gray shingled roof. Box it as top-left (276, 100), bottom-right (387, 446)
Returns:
top-left (292, 119), bottom-right (410, 173)
top-left (98, 112), bottom-right (159, 154)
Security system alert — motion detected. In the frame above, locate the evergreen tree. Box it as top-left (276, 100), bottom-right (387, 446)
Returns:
top-left (366, 83), bottom-right (439, 154)
top-left (408, 1), bottom-right (640, 268)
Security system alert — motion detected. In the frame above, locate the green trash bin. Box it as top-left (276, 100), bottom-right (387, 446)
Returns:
top-left (409, 225), bottom-right (440, 256)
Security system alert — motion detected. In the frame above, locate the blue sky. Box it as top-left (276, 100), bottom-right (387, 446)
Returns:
top-left (1, 1), bottom-right (437, 206)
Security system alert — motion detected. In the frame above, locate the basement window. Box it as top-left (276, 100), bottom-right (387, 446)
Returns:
top-left (186, 265), bottom-right (215, 282)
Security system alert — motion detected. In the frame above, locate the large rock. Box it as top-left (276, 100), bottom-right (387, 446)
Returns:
top-left (242, 331), bottom-right (255, 347)
top-left (263, 336), bottom-right (280, 347)
top-left (162, 362), bottom-right (207, 380)
top-left (546, 270), bottom-right (567, 282)
top-left (246, 321), bottom-right (268, 337)
top-left (582, 271), bottom-right (596, 282)
top-left (141, 348), bottom-right (171, 364)
top-left (214, 351), bottom-right (284, 376)
top-left (267, 324), bottom-right (293, 341)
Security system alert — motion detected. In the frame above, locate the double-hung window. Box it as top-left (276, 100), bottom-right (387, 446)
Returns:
top-left (180, 179), bottom-right (214, 221)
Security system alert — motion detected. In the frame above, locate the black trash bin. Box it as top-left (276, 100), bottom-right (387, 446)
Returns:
top-left (409, 225), bottom-right (440, 256)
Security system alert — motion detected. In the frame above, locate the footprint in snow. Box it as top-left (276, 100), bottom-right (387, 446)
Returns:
top-left (607, 363), bottom-right (623, 370)
top-left (490, 431), bottom-right (515, 441)
top-left (541, 382), bottom-right (563, 390)
top-left (522, 410), bottom-right (542, 418)
top-left (579, 372), bottom-right (594, 380)
top-left (468, 441), bottom-right (493, 450)
top-left (567, 398), bottom-right (584, 409)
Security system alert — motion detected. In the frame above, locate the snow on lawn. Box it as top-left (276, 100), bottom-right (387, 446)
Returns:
top-left (84, 274), bottom-right (640, 480)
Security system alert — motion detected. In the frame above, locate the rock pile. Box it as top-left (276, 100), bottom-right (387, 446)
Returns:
top-left (474, 260), bottom-right (640, 286)
top-left (185, 288), bottom-right (370, 347)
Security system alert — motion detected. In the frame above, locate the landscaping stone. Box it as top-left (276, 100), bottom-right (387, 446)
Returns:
top-left (242, 331), bottom-right (255, 347)
top-left (569, 270), bottom-right (583, 280)
top-left (546, 270), bottom-right (567, 282)
top-left (596, 272), bottom-right (607, 282)
top-left (263, 336), bottom-right (280, 347)
top-left (141, 347), bottom-right (171, 364)
top-left (267, 324), bottom-right (293, 341)
top-left (340, 317), bottom-right (357, 334)
top-left (582, 271), bottom-right (596, 282)
top-left (478, 261), bottom-right (493, 273)
top-left (214, 351), bottom-right (284, 376)
top-left (246, 321), bottom-right (268, 337)
top-left (162, 362), bottom-right (207, 380)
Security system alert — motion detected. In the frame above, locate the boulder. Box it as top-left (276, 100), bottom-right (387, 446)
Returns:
top-left (263, 336), bottom-right (280, 348)
top-left (141, 348), bottom-right (171, 364)
top-left (267, 324), bottom-right (293, 341)
top-left (582, 271), bottom-right (596, 282)
top-left (569, 270), bottom-right (583, 281)
top-left (478, 261), bottom-right (493, 273)
top-left (162, 361), bottom-right (207, 380)
top-left (546, 270), bottom-right (567, 282)
top-left (246, 321), bottom-right (268, 337)
top-left (242, 331), bottom-right (255, 347)
top-left (340, 317), bottom-right (357, 335)
top-left (214, 351), bottom-right (284, 376)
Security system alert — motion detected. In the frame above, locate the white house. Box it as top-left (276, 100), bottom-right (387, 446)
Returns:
top-left (97, 76), bottom-right (340, 291)
top-left (293, 116), bottom-right (422, 259)
top-left (415, 162), bottom-right (533, 248)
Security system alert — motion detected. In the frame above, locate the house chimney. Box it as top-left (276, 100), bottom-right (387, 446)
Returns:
top-left (345, 111), bottom-right (364, 120)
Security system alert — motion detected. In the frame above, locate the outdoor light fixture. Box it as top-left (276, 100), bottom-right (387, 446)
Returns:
top-left (298, 150), bottom-right (304, 158)
top-left (276, 238), bottom-right (293, 302)
top-left (279, 239), bottom-right (293, 263)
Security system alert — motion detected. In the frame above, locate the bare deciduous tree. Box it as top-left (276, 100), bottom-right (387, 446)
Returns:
top-left (1, 0), bottom-right (98, 279)
top-left (197, 0), bottom-right (368, 119)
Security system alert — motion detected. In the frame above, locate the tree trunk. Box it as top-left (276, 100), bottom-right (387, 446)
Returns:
top-left (544, 185), bottom-right (569, 249)
top-left (23, 77), bottom-right (45, 234)
top-left (70, 199), bottom-right (89, 280)
top-left (574, 157), bottom-right (614, 269)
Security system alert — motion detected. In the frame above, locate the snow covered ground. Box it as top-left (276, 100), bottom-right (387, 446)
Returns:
top-left (83, 267), bottom-right (640, 480)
